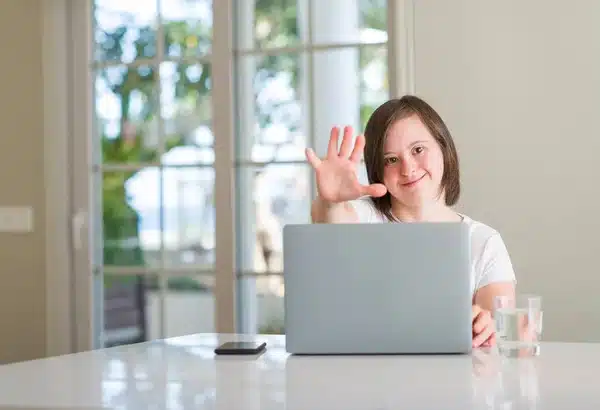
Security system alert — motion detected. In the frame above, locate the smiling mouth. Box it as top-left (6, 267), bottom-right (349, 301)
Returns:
top-left (402, 174), bottom-right (425, 187)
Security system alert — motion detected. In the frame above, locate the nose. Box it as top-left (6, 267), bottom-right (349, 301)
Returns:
top-left (400, 157), bottom-right (417, 176)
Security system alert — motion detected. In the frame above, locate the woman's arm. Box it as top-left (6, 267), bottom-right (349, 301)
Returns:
top-left (310, 196), bottom-right (359, 223)
top-left (471, 232), bottom-right (517, 346)
top-left (473, 281), bottom-right (516, 312)
top-left (473, 232), bottom-right (517, 311)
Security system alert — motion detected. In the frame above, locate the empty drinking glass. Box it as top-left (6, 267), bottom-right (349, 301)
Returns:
top-left (493, 294), bottom-right (543, 357)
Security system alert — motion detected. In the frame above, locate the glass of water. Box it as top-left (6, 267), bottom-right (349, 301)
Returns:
top-left (493, 294), bottom-right (543, 357)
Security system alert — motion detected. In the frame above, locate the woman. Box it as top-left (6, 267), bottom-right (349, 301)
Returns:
top-left (305, 95), bottom-right (516, 348)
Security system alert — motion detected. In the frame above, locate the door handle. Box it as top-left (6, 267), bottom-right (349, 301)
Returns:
top-left (72, 210), bottom-right (87, 251)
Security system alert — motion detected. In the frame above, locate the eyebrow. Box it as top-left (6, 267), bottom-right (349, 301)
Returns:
top-left (384, 140), bottom-right (428, 155)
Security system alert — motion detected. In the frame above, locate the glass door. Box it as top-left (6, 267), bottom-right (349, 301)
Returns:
top-left (71, 0), bottom-right (401, 349)
top-left (89, 0), bottom-right (218, 347)
top-left (233, 0), bottom-right (390, 334)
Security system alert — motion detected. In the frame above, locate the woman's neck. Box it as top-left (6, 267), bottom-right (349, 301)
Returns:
top-left (390, 201), bottom-right (462, 223)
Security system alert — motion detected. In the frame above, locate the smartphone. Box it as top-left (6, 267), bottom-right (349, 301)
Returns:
top-left (214, 341), bottom-right (267, 355)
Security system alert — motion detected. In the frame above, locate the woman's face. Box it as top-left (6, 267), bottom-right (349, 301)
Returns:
top-left (382, 115), bottom-right (445, 208)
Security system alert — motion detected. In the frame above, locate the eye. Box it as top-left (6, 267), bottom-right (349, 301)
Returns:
top-left (384, 156), bottom-right (398, 166)
top-left (412, 145), bottom-right (425, 155)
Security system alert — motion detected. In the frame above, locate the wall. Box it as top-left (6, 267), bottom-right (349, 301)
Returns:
top-left (412, 0), bottom-right (600, 342)
top-left (0, 0), bottom-right (46, 363)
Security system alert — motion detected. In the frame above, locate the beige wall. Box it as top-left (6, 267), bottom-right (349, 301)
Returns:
top-left (413, 1), bottom-right (600, 342)
top-left (0, 1), bottom-right (46, 363)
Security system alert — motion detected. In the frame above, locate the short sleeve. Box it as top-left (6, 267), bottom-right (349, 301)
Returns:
top-left (348, 197), bottom-right (384, 223)
top-left (474, 233), bottom-right (517, 290)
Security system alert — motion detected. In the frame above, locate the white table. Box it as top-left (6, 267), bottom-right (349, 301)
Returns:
top-left (0, 334), bottom-right (597, 409)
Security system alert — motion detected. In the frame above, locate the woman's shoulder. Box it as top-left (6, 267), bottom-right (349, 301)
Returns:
top-left (460, 213), bottom-right (512, 257)
top-left (459, 214), bottom-right (502, 245)
top-left (460, 213), bottom-right (516, 288)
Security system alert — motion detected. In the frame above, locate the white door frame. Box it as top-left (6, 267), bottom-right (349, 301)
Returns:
top-left (42, 0), bottom-right (75, 357)
top-left (69, 0), bottom-right (98, 352)
top-left (42, 0), bottom-right (96, 355)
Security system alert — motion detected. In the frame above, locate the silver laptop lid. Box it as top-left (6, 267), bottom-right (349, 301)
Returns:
top-left (283, 222), bottom-right (472, 354)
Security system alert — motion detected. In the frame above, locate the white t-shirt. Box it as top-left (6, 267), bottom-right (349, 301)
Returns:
top-left (350, 197), bottom-right (517, 298)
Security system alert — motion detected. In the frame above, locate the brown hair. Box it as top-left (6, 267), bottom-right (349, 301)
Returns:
top-left (363, 95), bottom-right (460, 221)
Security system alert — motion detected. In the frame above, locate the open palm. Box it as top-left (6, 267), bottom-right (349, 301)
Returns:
top-left (305, 126), bottom-right (387, 203)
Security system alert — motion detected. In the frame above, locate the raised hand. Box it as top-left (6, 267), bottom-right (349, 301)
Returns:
top-left (305, 126), bottom-right (387, 203)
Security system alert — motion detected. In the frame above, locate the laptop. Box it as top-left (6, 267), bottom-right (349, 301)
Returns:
top-left (283, 222), bottom-right (472, 355)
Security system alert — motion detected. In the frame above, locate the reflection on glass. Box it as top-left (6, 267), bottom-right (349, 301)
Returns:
top-left (160, 167), bottom-right (215, 270)
top-left (94, 0), bottom-right (158, 63)
top-left (237, 164), bottom-right (310, 273)
top-left (360, 45), bottom-right (388, 123)
top-left (159, 62), bottom-right (213, 166)
top-left (95, 65), bottom-right (159, 164)
top-left (103, 274), bottom-right (153, 347)
top-left (236, 164), bottom-right (311, 335)
top-left (312, 0), bottom-right (387, 45)
top-left (103, 170), bottom-right (160, 269)
top-left (236, 0), bottom-right (387, 50)
top-left (236, 53), bottom-right (307, 162)
top-left (161, 0), bottom-right (213, 58)
top-left (234, 0), bottom-right (303, 50)
top-left (107, 165), bottom-right (215, 270)
top-left (163, 276), bottom-right (215, 337)
top-left (256, 283), bottom-right (285, 334)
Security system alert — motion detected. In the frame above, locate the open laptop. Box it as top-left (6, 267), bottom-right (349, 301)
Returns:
top-left (283, 222), bottom-right (472, 355)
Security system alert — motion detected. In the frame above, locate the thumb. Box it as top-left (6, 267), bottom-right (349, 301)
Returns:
top-left (362, 183), bottom-right (387, 198)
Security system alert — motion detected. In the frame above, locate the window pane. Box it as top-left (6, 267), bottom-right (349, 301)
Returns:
top-left (236, 164), bottom-right (311, 274)
top-left (359, 45), bottom-right (389, 125)
top-left (94, 0), bottom-right (158, 63)
top-left (161, 166), bottom-right (215, 269)
top-left (95, 65), bottom-right (160, 165)
top-left (236, 0), bottom-right (305, 51)
top-left (162, 276), bottom-right (215, 337)
top-left (236, 53), bottom-right (308, 161)
top-left (161, 0), bottom-right (213, 58)
top-left (103, 274), bottom-right (154, 347)
top-left (256, 279), bottom-right (285, 334)
top-left (159, 62), bottom-right (213, 166)
top-left (103, 169), bottom-right (161, 269)
top-left (236, 164), bottom-right (309, 334)
top-left (312, 0), bottom-right (387, 45)
top-left (237, 276), bottom-right (285, 335)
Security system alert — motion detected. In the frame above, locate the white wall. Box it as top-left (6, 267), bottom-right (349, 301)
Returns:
top-left (411, 1), bottom-right (600, 342)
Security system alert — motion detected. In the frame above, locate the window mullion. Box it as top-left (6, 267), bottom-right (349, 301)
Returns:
top-left (155, 0), bottom-right (168, 342)
top-left (387, 0), bottom-right (416, 97)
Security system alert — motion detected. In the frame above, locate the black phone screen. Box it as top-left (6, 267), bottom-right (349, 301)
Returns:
top-left (214, 341), bottom-right (267, 355)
